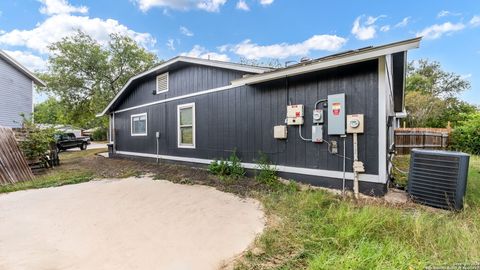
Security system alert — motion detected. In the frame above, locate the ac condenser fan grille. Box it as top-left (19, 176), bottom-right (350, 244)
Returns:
top-left (407, 150), bottom-right (469, 210)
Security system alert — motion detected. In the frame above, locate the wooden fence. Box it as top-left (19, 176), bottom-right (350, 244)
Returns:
top-left (394, 128), bottom-right (451, 155)
top-left (0, 127), bottom-right (34, 185)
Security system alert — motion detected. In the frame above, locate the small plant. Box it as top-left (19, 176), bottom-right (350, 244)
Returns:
top-left (208, 150), bottom-right (245, 181)
top-left (255, 152), bottom-right (279, 187)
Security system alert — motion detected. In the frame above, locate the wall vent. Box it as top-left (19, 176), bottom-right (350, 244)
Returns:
top-left (407, 149), bottom-right (469, 210)
top-left (156, 72), bottom-right (169, 94)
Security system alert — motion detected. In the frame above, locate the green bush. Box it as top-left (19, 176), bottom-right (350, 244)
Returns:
top-left (450, 113), bottom-right (480, 155)
top-left (19, 115), bottom-right (57, 161)
top-left (92, 127), bottom-right (108, 141)
top-left (255, 152), bottom-right (280, 187)
top-left (208, 150), bottom-right (245, 180)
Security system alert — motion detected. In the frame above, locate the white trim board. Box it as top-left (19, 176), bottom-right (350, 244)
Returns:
top-left (112, 84), bottom-right (240, 114)
top-left (98, 56), bottom-right (270, 116)
top-left (115, 150), bottom-right (383, 184)
top-left (377, 56), bottom-right (388, 184)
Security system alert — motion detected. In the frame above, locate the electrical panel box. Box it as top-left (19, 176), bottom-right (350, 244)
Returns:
top-left (287, 117), bottom-right (304, 125)
top-left (347, 114), bottom-right (364, 134)
top-left (274, 125), bottom-right (288, 139)
top-left (286, 104), bottom-right (304, 126)
top-left (287, 105), bottom-right (304, 117)
top-left (327, 93), bottom-right (346, 135)
top-left (313, 109), bottom-right (324, 124)
top-left (312, 125), bottom-right (323, 143)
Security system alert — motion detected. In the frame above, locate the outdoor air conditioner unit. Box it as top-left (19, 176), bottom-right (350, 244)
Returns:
top-left (407, 149), bottom-right (470, 210)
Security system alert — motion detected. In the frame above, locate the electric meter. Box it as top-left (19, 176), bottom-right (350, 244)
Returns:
top-left (313, 109), bottom-right (323, 124)
top-left (346, 114), bottom-right (364, 134)
top-left (349, 119), bottom-right (360, 128)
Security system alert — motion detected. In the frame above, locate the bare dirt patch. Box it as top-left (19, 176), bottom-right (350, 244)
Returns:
top-left (0, 177), bottom-right (265, 270)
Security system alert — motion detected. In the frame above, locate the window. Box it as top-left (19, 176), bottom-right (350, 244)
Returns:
top-left (131, 113), bottom-right (147, 136)
top-left (177, 103), bottom-right (195, 148)
top-left (156, 72), bottom-right (169, 94)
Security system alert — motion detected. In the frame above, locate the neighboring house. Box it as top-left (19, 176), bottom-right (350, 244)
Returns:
top-left (0, 50), bottom-right (46, 128)
top-left (99, 38), bottom-right (421, 195)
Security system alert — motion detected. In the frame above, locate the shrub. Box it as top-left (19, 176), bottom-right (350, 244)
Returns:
top-left (208, 150), bottom-right (245, 180)
top-left (255, 152), bottom-right (279, 187)
top-left (92, 127), bottom-right (108, 141)
top-left (19, 115), bottom-right (57, 161)
top-left (450, 113), bottom-right (480, 155)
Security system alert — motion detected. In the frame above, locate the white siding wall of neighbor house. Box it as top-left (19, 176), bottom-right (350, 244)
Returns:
top-left (0, 57), bottom-right (34, 128)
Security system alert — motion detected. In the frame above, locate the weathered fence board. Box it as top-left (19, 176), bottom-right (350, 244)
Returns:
top-left (395, 128), bottom-right (450, 155)
top-left (0, 127), bottom-right (34, 185)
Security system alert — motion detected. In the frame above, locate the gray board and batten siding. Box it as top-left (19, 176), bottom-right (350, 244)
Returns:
top-left (104, 38), bottom-right (421, 195)
top-left (111, 60), bottom-right (383, 194)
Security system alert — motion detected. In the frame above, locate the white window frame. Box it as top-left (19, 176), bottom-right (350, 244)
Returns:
top-left (131, 113), bottom-right (148, 136)
top-left (177, 102), bottom-right (195, 149)
top-left (156, 72), bottom-right (169, 94)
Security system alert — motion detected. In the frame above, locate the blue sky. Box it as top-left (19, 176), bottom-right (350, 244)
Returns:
top-left (0, 0), bottom-right (479, 105)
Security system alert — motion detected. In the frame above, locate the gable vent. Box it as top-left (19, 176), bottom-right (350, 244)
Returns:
top-left (407, 149), bottom-right (470, 210)
top-left (156, 73), bottom-right (169, 94)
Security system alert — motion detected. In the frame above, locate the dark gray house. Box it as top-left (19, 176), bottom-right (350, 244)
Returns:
top-left (0, 50), bottom-right (46, 128)
top-left (99, 38), bottom-right (421, 195)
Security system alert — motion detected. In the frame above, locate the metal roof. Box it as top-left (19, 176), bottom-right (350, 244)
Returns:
top-left (231, 37), bottom-right (422, 86)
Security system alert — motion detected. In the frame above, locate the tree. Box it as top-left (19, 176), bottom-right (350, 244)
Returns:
top-left (38, 31), bottom-right (159, 128)
top-left (405, 59), bottom-right (475, 127)
top-left (406, 59), bottom-right (470, 98)
top-left (34, 97), bottom-right (67, 125)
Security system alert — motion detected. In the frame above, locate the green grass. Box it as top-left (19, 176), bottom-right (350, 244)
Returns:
top-left (0, 170), bottom-right (94, 194)
top-left (0, 149), bottom-right (104, 194)
top-left (237, 156), bottom-right (480, 269)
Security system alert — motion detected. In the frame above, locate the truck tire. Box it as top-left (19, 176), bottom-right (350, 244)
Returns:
top-left (80, 142), bottom-right (87, 151)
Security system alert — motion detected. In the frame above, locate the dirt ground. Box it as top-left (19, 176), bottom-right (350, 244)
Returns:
top-left (59, 151), bottom-right (274, 197)
top-left (0, 177), bottom-right (265, 270)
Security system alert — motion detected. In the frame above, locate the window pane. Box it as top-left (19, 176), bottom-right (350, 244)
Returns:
top-left (180, 107), bottom-right (192, 125)
top-left (180, 127), bottom-right (193, 144)
top-left (133, 117), bottom-right (146, 134)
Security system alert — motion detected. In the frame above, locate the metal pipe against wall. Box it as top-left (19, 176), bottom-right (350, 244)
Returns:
top-left (341, 135), bottom-right (346, 196)
top-left (353, 133), bottom-right (359, 199)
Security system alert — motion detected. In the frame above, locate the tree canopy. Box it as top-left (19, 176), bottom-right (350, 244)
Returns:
top-left (404, 59), bottom-right (477, 128)
top-left (37, 31), bottom-right (159, 128)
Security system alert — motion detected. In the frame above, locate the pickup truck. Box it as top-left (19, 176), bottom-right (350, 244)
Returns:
top-left (55, 133), bottom-right (91, 151)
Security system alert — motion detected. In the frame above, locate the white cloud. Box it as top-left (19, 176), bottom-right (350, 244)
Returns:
top-left (181, 45), bottom-right (230, 61)
top-left (3, 50), bottom-right (47, 71)
top-left (351, 15), bottom-right (383, 40)
top-left (461, 73), bottom-right (472, 80)
top-left (228, 34), bottom-right (347, 59)
top-left (133, 0), bottom-right (226, 12)
top-left (166, 39), bottom-right (175, 50)
top-left (197, 0), bottom-right (227, 12)
top-left (471, 15), bottom-right (480, 27)
top-left (0, 14), bottom-right (156, 54)
top-left (395, 17), bottom-right (410, 28)
top-left (180, 26), bottom-right (193, 37)
top-left (259, 0), bottom-right (273, 6)
top-left (416, 22), bottom-right (465, 39)
top-left (38, 0), bottom-right (88, 15)
top-left (437, 10), bottom-right (461, 18)
top-left (236, 0), bottom-right (250, 11)
top-left (380, 25), bottom-right (390, 32)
